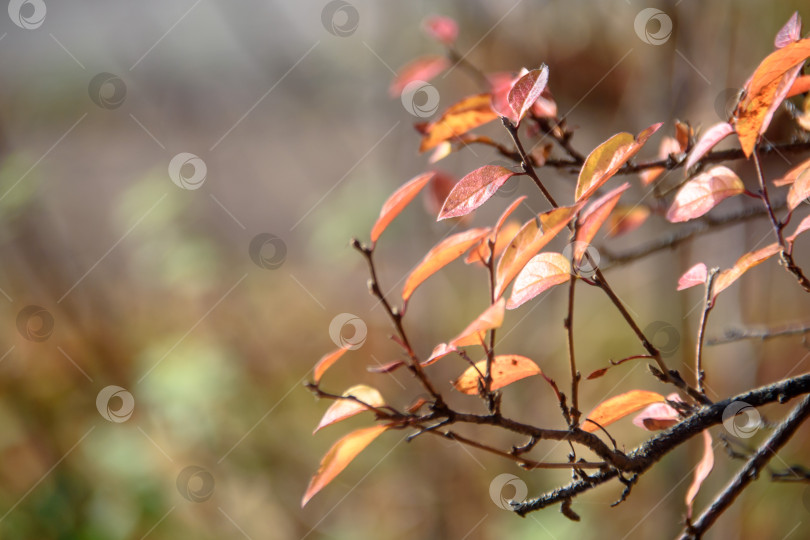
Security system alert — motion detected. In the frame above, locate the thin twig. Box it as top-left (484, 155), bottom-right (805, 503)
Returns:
top-left (695, 268), bottom-right (719, 394)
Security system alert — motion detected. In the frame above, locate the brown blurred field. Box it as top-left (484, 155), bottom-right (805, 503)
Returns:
top-left (0, 1), bottom-right (809, 539)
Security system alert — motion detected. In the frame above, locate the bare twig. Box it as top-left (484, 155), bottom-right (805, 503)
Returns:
top-left (695, 268), bottom-right (719, 394)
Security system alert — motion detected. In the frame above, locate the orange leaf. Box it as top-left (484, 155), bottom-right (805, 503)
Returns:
top-left (714, 243), bottom-right (781, 296)
top-left (494, 205), bottom-right (578, 299)
top-left (685, 430), bottom-right (715, 519)
top-left (787, 75), bottom-right (810, 98)
top-left (466, 221), bottom-right (521, 266)
top-left (422, 342), bottom-right (457, 366)
top-left (685, 122), bottom-right (734, 171)
top-left (581, 390), bottom-right (666, 433)
top-left (675, 120), bottom-right (692, 152)
top-left (313, 347), bottom-right (350, 383)
top-left (639, 136), bottom-right (681, 186)
top-left (507, 253), bottom-right (571, 309)
top-left (508, 66), bottom-right (549, 124)
top-left (450, 298), bottom-right (506, 348)
top-left (314, 385), bottom-right (386, 433)
top-left (677, 263), bottom-right (708, 291)
top-left (605, 205), bottom-right (650, 238)
top-left (773, 157), bottom-right (810, 186)
top-left (494, 196), bottom-right (526, 235)
top-left (389, 55), bottom-right (449, 98)
top-left (301, 424), bottom-right (389, 507)
top-left (419, 94), bottom-right (499, 152)
top-left (666, 166), bottom-right (744, 223)
top-left (575, 123), bottom-right (662, 202)
top-left (402, 228), bottom-right (491, 302)
top-left (438, 165), bottom-right (516, 220)
top-left (575, 183), bottom-right (630, 259)
top-left (453, 355), bottom-right (541, 395)
top-left (370, 172), bottom-right (435, 245)
top-left (787, 214), bottom-right (810, 244)
top-left (787, 167), bottom-right (810, 210)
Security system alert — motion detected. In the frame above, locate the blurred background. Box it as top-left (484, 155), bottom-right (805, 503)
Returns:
top-left (0, 0), bottom-right (809, 538)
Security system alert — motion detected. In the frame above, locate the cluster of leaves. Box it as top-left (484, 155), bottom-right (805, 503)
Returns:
top-left (304, 12), bottom-right (810, 538)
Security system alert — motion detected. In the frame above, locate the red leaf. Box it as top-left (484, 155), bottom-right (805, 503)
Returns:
top-left (575, 183), bottom-right (630, 259)
top-left (581, 390), bottom-right (666, 433)
top-left (507, 253), bottom-right (571, 309)
top-left (402, 228), bottom-right (491, 302)
top-left (423, 15), bottom-right (458, 45)
top-left (677, 263), bottom-right (708, 291)
top-left (314, 385), bottom-right (386, 433)
top-left (787, 166), bottom-right (810, 210)
top-left (632, 393), bottom-right (683, 431)
top-left (302, 424), bottom-right (389, 507)
top-left (787, 214), bottom-right (810, 244)
top-left (575, 123), bottom-right (662, 202)
top-left (775, 12), bottom-right (802, 49)
top-left (507, 66), bottom-right (550, 124)
top-left (438, 166), bottom-right (516, 220)
top-left (494, 205), bottom-right (579, 299)
top-left (389, 55), bottom-right (449, 98)
top-left (605, 205), bottom-right (650, 238)
top-left (370, 172), bottom-right (435, 245)
top-left (453, 355), bottom-right (542, 395)
top-left (419, 94), bottom-right (500, 152)
top-left (685, 122), bottom-right (734, 171)
top-left (675, 121), bottom-right (692, 152)
top-left (736, 39), bottom-right (810, 157)
top-left (367, 360), bottom-right (405, 374)
top-left (666, 166), bottom-right (744, 223)
top-left (313, 347), bottom-right (350, 383)
top-left (685, 430), bottom-right (715, 519)
top-left (714, 243), bottom-right (781, 296)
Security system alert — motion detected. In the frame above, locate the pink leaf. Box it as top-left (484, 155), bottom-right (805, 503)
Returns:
top-left (685, 430), bottom-right (715, 519)
top-left (507, 253), bottom-right (571, 309)
top-left (438, 165), bottom-right (516, 220)
top-left (787, 167), bottom-right (810, 211)
top-left (775, 12), bottom-right (802, 49)
top-left (423, 15), bottom-right (458, 45)
top-left (389, 56), bottom-right (449, 98)
top-left (787, 214), bottom-right (810, 244)
top-left (666, 166), bottom-right (744, 223)
top-left (314, 385), bottom-right (386, 433)
top-left (507, 66), bottom-right (550, 124)
top-left (632, 393), bottom-right (683, 430)
top-left (685, 122), bottom-right (734, 171)
top-left (677, 263), bottom-right (708, 291)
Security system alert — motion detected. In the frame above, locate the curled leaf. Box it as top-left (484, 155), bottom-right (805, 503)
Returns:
top-left (632, 393), bottom-right (683, 431)
top-left (371, 172), bottom-right (435, 245)
top-left (787, 167), bottom-right (810, 210)
top-left (389, 56), bottom-right (449, 98)
top-left (787, 214), bottom-right (810, 244)
top-left (666, 166), bottom-right (744, 223)
top-left (775, 12), bottom-right (802, 49)
top-left (402, 228), bottom-right (491, 302)
top-left (581, 390), bottom-right (666, 433)
top-left (507, 66), bottom-right (549, 124)
top-left (314, 385), bottom-right (386, 433)
top-left (685, 430), bottom-right (715, 519)
top-left (639, 136), bottom-right (682, 186)
top-left (450, 298), bottom-right (506, 348)
top-left (452, 355), bottom-right (541, 395)
top-left (685, 122), bottom-right (734, 171)
top-left (507, 253), bottom-right (571, 309)
top-left (713, 243), bottom-right (781, 296)
top-left (302, 424), bottom-right (389, 507)
top-left (419, 94), bottom-right (499, 152)
top-left (314, 347), bottom-right (350, 383)
top-left (677, 263), bottom-right (708, 291)
top-left (438, 165), bottom-right (516, 220)
top-left (575, 183), bottom-right (630, 259)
